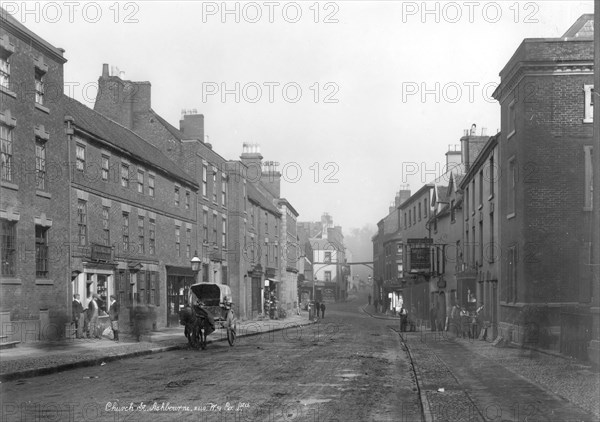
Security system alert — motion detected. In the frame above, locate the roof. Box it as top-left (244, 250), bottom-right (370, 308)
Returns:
top-left (277, 198), bottom-right (299, 217)
top-left (562, 14), bottom-right (594, 39)
top-left (247, 183), bottom-right (281, 216)
top-left (310, 237), bottom-right (344, 252)
top-left (149, 109), bottom-right (186, 140)
top-left (65, 97), bottom-right (198, 188)
top-left (1, 7), bottom-right (67, 63)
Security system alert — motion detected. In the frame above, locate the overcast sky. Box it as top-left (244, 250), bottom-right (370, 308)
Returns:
top-left (11, 0), bottom-right (593, 232)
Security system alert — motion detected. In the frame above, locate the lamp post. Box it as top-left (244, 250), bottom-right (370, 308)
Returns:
top-left (190, 250), bottom-right (201, 283)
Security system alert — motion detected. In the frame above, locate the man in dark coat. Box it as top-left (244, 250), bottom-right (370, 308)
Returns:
top-left (72, 294), bottom-right (84, 338)
top-left (108, 295), bottom-right (120, 342)
top-left (314, 301), bottom-right (320, 320)
top-left (320, 302), bottom-right (326, 318)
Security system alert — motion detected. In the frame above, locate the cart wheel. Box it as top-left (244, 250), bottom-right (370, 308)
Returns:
top-left (226, 311), bottom-right (236, 346)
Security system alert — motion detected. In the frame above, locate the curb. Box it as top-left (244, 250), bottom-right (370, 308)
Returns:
top-left (360, 305), bottom-right (403, 321)
top-left (0, 319), bottom-right (316, 382)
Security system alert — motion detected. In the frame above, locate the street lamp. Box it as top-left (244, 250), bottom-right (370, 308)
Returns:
top-left (190, 250), bottom-right (201, 278)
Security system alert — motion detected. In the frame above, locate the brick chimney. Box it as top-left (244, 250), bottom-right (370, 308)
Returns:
top-left (395, 189), bottom-right (411, 207)
top-left (445, 145), bottom-right (462, 172)
top-left (94, 64), bottom-right (151, 129)
top-left (241, 143), bottom-right (263, 181)
top-left (179, 114), bottom-right (204, 141)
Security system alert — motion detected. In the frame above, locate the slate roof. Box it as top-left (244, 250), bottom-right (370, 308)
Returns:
top-left (247, 182), bottom-right (281, 216)
top-left (65, 96), bottom-right (198, 188)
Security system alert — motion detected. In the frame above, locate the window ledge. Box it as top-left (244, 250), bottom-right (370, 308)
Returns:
top-left (478, 204), bottom-right (483, 210)
top-left (583, 118), bottom-right (593, 124)
top-left (36, 190), bottom-right (51, 199)
top-left (583, 206), bottom-right (593, 212)
top-left (1, 180), bottom-right (18, 191)
top-left (0, 85), bottom-right (17, 98)
top-left (36, 279), bottom-right (54, 285)
top-left (507, 213), bottom-right (516, 220)
top-left (507, 130), bottom-right (516, 140)
top-left (35, 103), bottom-right (50, 114)
top-left (488, 194), bottom-right (495, 201)
top-left (0, 277), bottom-right (21, 285)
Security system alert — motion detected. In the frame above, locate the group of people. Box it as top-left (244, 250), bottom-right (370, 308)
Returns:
top-left (313, 301), bottom-right (326, 319)
top-left (71, 293), bottom-right (120, 342)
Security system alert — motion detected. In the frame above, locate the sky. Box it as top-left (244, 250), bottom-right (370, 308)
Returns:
top-left (8, 0), bottom-right (594, 233)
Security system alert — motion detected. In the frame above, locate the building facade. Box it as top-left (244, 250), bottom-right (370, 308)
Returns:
top-left (1, 10), bottom-right (70, 341)
top-left (493, 15), bottom-right (595, 357)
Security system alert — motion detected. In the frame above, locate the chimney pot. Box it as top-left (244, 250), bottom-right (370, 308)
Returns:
top-left (102, 63), bottom-right (109, 77)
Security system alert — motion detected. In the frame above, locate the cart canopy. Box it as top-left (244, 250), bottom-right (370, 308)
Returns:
top-left (190, 283), bottom-right (232, 307)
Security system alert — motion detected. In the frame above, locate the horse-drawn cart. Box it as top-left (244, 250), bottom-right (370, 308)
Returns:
top-left (179, 283), bottom-right (237, 349)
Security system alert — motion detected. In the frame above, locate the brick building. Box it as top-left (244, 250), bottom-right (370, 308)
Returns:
top-left (0, 9), bottom-right (70, 341)
top-left (92, 65), bottom-right (230, 323)
top-left (64, 96), bottom-right (199, 329)
top-left (492, 15), bottom-right (595, 357)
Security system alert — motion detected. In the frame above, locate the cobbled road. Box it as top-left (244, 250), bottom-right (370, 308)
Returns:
top-left (1, 294), bottom-right (422, 422)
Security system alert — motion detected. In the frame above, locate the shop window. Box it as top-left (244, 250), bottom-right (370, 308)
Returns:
top-left (35, 225), bottom-right (49, 278)
top-left (0, 124), bottom-right (13, 182)
top-left (1, 219), bottom-right (16, 276)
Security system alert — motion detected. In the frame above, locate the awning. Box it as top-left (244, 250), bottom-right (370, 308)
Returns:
top-left (265, 278), bottom-right (280, 287)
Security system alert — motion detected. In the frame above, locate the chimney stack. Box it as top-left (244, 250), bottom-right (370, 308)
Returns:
top-left (179, 113), bottom-right (205, 141)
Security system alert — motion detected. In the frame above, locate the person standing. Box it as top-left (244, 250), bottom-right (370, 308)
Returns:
top-left (430, 306), bottom-right (438, 332)
top-left (72, 294), bottom-right (84, 338)
top-left (368, 294), bottom-right (372, 306)
top-left (314, 301), bottom-right (320, 320)
top-left (320, 302), bottom-right (326, 319)
top-left (399, 306), bottom-right (408, 332)
top-left (87, 293), bottom-right (100, 339)
top-left (108, 295), bottom-right (120, 342)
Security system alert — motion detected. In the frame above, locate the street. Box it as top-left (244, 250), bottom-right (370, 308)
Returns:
top-left (1, 294), bottom-right (422, 422)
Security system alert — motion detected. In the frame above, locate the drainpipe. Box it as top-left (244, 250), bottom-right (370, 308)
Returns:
top-left (65, 116), bottom-right (74, 319)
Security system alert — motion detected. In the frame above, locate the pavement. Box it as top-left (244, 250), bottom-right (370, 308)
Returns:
top-left (0, 311), bottom-right (315, 382)
top-left (361, 304), bottom-right (600, 422)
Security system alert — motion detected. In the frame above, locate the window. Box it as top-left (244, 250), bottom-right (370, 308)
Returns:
top-left (175, 226), bottom-right (181, 257)
top-left (507, 99), bottom-right (516, 137)
top-left (0, 53), bottom-right (9, 89)
top-left (102, 206), bottom-right (110, 246)
top-left (77, 200), bottom-right (87, 246)
top-left (489, 155), bottom-right (495, 198)
top-left (450, 199), bottom-right (456, 223)
top-left (212, 170), bottom-right (217, 202)
top-left (137, 170), bottom-right (144, 193)
top-left (489, 212), bottom-right (495, 263)
top-left (418, 203), bottom-right (422, 221)
top-left (324, 271), bottom-right (332, 282)
top-left (404, 212), bottom-right (407, 229)
top-left (186, 228), bottom-right (191, 258)
top-left (174, 186), bottom-right (180, 206)
top-left (465, 187), bottom-right (469, 218)
top-left (479, 170), bottom-right (484, 207)
top-left (185, 191), bottom-right (190, 210)
top-left (122, 212), bottom-right (129, 252)
top-left (203, 210), bottom-right (208, 241)
top-left (212, 214), bottom-right (217, 244)
top-left (35, 138), bottom-right (46, 190)
top-left (75, 144), bottom-right (85, 172)
top-left (479, 221), bottom-right (483, 266)
top-left (423, 198), bottom-right (428, 218)
top-left (408, 210), bottom-right (412, 226)
top-left (149, 217), bottom-right (156, 255)
top-left (148, 174), bottom-right (155, 197)
top-left (121, 163), bottom-right (129, 188)
top-left (1, 219), bottom-right (16, 276)
top-left (101, 155), bottom-right (109, 181)
top-left (584, 85), bottom-right (594, 123)
top-left (34, 69), bottom-right (44, 105)
top-left (413, 206), bottom-right (416, 224)
top-left (265, 212), bottom-right (268, 234)
top-left (202, 165), bottom-right (208, 197)
top-left (584, 146), bottom-right (594, 210)
top-left (138, 216), bottom-right (145, 254)
top-left (324, 251), bottom-right (332, 263)
top-left (471, 180), bottom-right (476, 212)
top-left (35, 226), bottom-right (49, 278)
top-left (222, 217), bottom-right (227, 248)
top-left (221, 178), bottom-right (227, 206)
top-left (508, 158), bottom-right (516, 217)
top-left (0, 124), bottom-right (13, 182)
top-left (507, 245), bottom-right (517, 302)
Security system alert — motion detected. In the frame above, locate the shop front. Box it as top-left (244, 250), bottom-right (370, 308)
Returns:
top-left (166, 266), bottom-right (197, 327)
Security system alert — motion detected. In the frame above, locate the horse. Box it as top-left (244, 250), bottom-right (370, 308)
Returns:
top-left (179, 305), bottom-right (215, 350)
